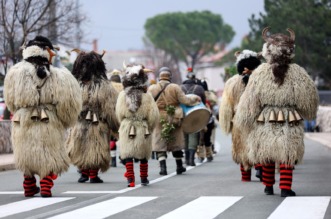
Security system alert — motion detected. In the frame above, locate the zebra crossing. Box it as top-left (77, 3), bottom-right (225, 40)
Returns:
top-left (0, 195), bottom-right (329, 219)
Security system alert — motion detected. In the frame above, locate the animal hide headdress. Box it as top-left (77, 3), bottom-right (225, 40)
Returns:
top-left (72, 50), bottom-right (107, 83)
top-left (235, 50), bottom-right (262, 85)
top-left (122, 63), bottom-right (152, 112)
top-left (22, 36), bottom-right (57, 79)
top-left (261, 27), bottom-right (296, 85)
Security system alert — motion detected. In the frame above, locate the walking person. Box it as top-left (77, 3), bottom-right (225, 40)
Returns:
top-left (4, 36), bottom-right (82, 197)
top-left (235, 27), bottom-right (319, 196)
top-left (219, 49), bottom-right (262, 182)
top-left (148, 67), bottom-right (201, 175)
top-left (66, 50), bottom-right (119, 183)
top-left (116, 64), bottom-right (159, 187)
top-left (181, 67), bottom-right (207, 166)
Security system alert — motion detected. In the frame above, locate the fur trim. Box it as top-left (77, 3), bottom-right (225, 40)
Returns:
top-left (23, 45), bottom-right (51, 60)
top-left (235, 50), bottom-right (258, 64)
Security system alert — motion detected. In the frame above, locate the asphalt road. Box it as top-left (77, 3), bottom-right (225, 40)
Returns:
top-left (0, 127), bottom-right (331, 219)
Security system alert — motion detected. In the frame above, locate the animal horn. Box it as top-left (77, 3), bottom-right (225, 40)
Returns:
top-left (53, 45), bottom-right (60, 51)
top-left (287, 28), bottom-right (295, 41)
top-left (234, 51), bottom-right (241, 57)
top-left (262, 27), bottom-right (271, 41)
top-left (143, 68), bottom-right (153, 73)
top-left (100, 50), bottom-right (106, 58)
top-left (45, 46), bottom-right (56, 64)
top-left (20, 40), bottom-right (27, 50)
top-left (71, 48), bottom-right (81, 54)
top-left (123, 61), bottom-right (127, 69)
top-left (13, 113), bottom-right (20, 124)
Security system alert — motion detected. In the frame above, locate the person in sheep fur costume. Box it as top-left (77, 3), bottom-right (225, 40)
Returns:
top-left (4, 36), bottom-right (82, 197)
top-left (116, 64), bottom-right (159, 187)
top-left (219, 49), bottom-right (262, 182)
top-left (234, 27), bottom-right (319, 197)
top-left (66, 50), bottom-right (119, 183)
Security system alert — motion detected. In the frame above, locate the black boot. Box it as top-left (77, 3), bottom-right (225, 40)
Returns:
top-left (176, 159), bottom-right (186, 175)
top-left (159, 160), bottom-right (167, 175)
top-left (78, 170), bottom-right (89, 183)
top-left (188, 149), bottom-right (196, 166)
top-left (255, 168), bottom-right (262, 182)
top-left (90, 176), bottom-right (104, 183)
top-left (111, 157), bottom-right (117, 167)
top-left (281, 189), bottom-right (296, 197)
top-left (185, 150), bottom-right (189, 165)
top-left (264, 186), bottom-right (274, 195)
top-left (141, 178), bottom-right (149, 186)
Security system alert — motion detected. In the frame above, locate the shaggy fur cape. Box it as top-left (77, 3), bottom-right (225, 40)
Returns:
top-left (116, 91), bottom-right (159, 159)
top-left (219, 74), bottom-right (250, 167)
top-left (66, 80), bottom-right (119, 172)
top-left (148, 80), bottom-right (200, 152)
top-left (4, 61), bottom-right (82, 178)
top-left (234, 63), bottom-right (319, 166)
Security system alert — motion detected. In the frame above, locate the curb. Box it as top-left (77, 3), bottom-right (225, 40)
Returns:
top-left (0, 163), bottom-right (16, 172)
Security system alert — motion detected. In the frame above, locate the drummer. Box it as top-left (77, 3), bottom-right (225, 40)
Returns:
top-left (181, 67), bottom-right (207, 166)
top-left (148, 67), bottom-right (201, 176)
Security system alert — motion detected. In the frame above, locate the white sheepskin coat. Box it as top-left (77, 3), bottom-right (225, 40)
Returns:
top-left (219, 74), bottom-right (250, 167)
top-left (235, 63), bottom-right (319, 166)
top-left (66, 80), bottom-right (119, 172)
top-left (4, 61), bottom-right (82, 178)
top-left (116, 91), bottom-right (159, 159)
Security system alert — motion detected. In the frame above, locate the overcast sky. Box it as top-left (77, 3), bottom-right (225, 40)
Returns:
top-left (79, 0), bottom-right (265, 51)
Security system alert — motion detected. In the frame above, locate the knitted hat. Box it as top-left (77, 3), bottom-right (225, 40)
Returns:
top-left (159, 67), bottom-right (172, 81)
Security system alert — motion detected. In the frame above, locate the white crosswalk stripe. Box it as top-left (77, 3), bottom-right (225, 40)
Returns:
top-left (157, 196), bottom-right (243, 219)
top-left (0, 195), bottom-right (330, 218)
top-left (0, 197), bottom-right (75, 218)
top-left (47, 196), bottom-right (157, 219)
top-left (268, 196), bottom-right (331, 219)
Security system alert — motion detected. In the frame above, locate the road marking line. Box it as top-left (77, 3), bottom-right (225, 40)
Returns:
top-left (0, 197), bottom-right (75, 218)
top-left (157, 196), bottom-right (243, 219)
top-left (47, 196), bottom-right (157, 219)
top-left (0, 191), bottom-right (23, 194)
top-left (63, 166), bottom-right (198, 194)
top-left (268, 196), bottom-right (331, 219)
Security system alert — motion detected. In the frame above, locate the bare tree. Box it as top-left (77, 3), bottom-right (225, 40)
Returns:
top-left (0, 0), bottom-right (86, 119)
top-left (0, 0), bottom-right (86, 65)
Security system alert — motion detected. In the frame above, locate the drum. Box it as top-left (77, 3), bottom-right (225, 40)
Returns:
top-left (180, 102), bottom-right (211, 134)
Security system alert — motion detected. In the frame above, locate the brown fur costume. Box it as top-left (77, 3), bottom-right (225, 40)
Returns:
top-left (148, 80), bottom-right (200, 152)
top-left (66, 51), bottom-right (119, 172)
top-left (116, 64), bottom-right (159, 159)
top-left (4, 55), bottom-right (82, 178)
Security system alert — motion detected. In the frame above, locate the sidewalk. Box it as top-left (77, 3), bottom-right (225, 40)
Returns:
top-left (0, 153), bottom-right (15, 172)
top-left (0, 132), bottom-right (330, 172)
top-left (305, 132), bottom-right (331, 149)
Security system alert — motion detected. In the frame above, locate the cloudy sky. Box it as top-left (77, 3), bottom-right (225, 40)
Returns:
top-left (80, 0), bottom-right (265, 51)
